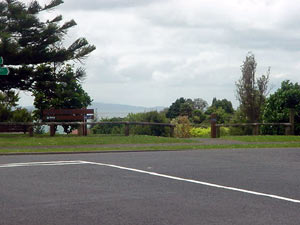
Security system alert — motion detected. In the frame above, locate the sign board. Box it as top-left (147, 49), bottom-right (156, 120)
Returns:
top-left (0, 67), bottom-right (9, 75)
top-left (0, 56), bottom-right (9, 75)
top-left (85, 115), bottom-right (94, 119)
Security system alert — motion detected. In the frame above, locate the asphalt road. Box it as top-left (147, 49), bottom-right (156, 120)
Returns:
top-left (0, 148), bottom-right (299, 225)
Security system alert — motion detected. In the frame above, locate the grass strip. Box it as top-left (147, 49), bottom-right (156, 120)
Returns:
top-left (0, 134), bottom-right (196, 147)
top-left (1, 142), bottom-right (300, 154)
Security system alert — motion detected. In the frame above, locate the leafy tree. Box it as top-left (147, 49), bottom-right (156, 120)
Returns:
top-left (0, 0), bottom-right (95, 91)
top-left (193, 98), bottom-right (208, 112)
top-left (32, 64), bottom-right (92, 133)
top-left (191, 109), bottom-right (206, 124)
top-left (166, 97), bottom-right (208, 120)
top-left (262, 80), bottom-right (300, 135)
top-left (236, 53), bottom-right (270, 122)
top-left (0, 90), bottom-right (32, 122)
top-left (0, 90), bottom-right (19, 110)
top-left (205, 106), bottom-right (230, 124)
top-left (179, 102), bottom-right (193, 117)
top-left (204, 98), bottom-right (234, 124)
top-left (211, 98), bottom-right (234, 114)
top-left (11, 107), bottom-right (32, 122)
top-left (166, 97), bottom-right (186, 119)
top-left (0, 90), bottom-right (19, 121)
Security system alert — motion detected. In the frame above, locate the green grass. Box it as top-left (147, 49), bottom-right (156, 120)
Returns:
top-left (1, 134), bottom-right (300, 155)
top-left (222, 135), bottom-right (300, 142)
top-left (2, 142), bottom-right (300, 155)
top-left (0, 134), bottom-right (196, 147)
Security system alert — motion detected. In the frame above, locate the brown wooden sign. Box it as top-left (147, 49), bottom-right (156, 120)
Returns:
top-left (43, 109), bottom-right (94, 115)
top-left (43, 109), bottom-right (94, 121)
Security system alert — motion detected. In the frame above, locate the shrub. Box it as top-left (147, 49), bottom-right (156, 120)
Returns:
top-left (190, 127), bottom-right (230, 137)
top-left (127, 111), bottom-right (171, 137)
top-left (11, 108), bottom-right (33, 122)
top-left (171, 116), bottom-right (191, 138)
top-left (190, 127), bottom-right (210, 137)
top-left (91, 117), bottom-right (124, 135)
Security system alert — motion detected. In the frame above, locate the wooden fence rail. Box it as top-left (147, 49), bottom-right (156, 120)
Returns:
top-left (211, 122), bottom-right (292, 138)
top-left (0, 122), bottom-right (175, 137)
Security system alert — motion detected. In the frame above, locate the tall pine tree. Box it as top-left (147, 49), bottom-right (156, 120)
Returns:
top-left (0, 0), bottom-right (95, 91)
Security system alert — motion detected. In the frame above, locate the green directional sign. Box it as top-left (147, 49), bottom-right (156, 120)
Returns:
top-left (0, 67), bottom-right (9, 75)
top-left (0, 56), bottom-right (9, 75)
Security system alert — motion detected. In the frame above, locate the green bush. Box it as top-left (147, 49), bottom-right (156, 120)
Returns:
top-left (190, 127), bottom-right (210, 137)
top-left (11, 108), bottom-right (33, 122)
top-left (127, 111), bottom-right (171, 137)
top-left (91, 117), bottom-right (124, 135)
top-left (190, 127), bottom-right (230, 137)
top-left (92, 111), bottom-right (171, 137)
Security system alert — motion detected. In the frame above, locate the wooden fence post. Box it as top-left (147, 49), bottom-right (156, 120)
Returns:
top-left (252, 124), bottom-right (260, 135)
top-left (216, 126), bottom-right (220, 138)
top-left (50, 125), bottom-right (55, 136)
top-left (289, 109), bottom-right (295, 135)
top-left (285, 125), bottom-right (291, 135)
top-left (83, 124), bottom-right (88, 136)
top-left (211, 114), bottom-right (217, 138)
top-left (28, 126), bottom-right (34, 137)
top-left (170, 125), bottom-right (175, 137)
top-left (124, 123), bottom-right (130, 136)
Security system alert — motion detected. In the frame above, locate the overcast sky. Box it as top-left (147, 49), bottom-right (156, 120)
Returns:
top-left (20, 0), bottom-right (300, 108)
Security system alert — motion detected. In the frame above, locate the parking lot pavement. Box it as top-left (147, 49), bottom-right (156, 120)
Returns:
top-left (0, 148), bottom-right (299, 225)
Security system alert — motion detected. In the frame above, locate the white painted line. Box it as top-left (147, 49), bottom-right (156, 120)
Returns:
top-left (0, 160), bottom-right (87, 168)
top-left (80, 161), bottom-right (300, 204)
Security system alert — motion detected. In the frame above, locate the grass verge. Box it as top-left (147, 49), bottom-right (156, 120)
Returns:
top-left (0, 134), bottom-right (196, 147)
top-left (1, 142), bottom-right (300, 154)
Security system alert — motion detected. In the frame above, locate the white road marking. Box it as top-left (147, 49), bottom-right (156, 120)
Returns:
top-left (0, 160), bottom-right (86, 168)
top-left (1, 160), bottom-right (299, 204)
top-left (80, 160), bottom-right (300, 204)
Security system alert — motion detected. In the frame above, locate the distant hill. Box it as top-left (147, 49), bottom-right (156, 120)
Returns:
top-left (91, 102), bottom-right (165, 118)
top-left (24, 102), bottom-right (166, 119)
top-left (91, 102), bottom-right (164, 112)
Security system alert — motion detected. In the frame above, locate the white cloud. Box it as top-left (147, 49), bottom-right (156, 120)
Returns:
top-left (17, 0), bottom-right (300, 109)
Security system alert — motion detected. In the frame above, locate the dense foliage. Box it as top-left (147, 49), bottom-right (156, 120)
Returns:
top-left (92, 111), bottom-right (172, 137)
top-left (0, 91), bottom-right (32, 122)
top-left (166, 97), bottom-right (207, 124)
top-left (91, 117), bottom-right (125, 135)
top-left (262, 80), bottom-right (300, 135)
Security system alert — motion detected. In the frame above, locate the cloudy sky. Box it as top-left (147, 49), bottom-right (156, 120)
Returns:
top-left (20, 0), bottom-right (300, 108)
